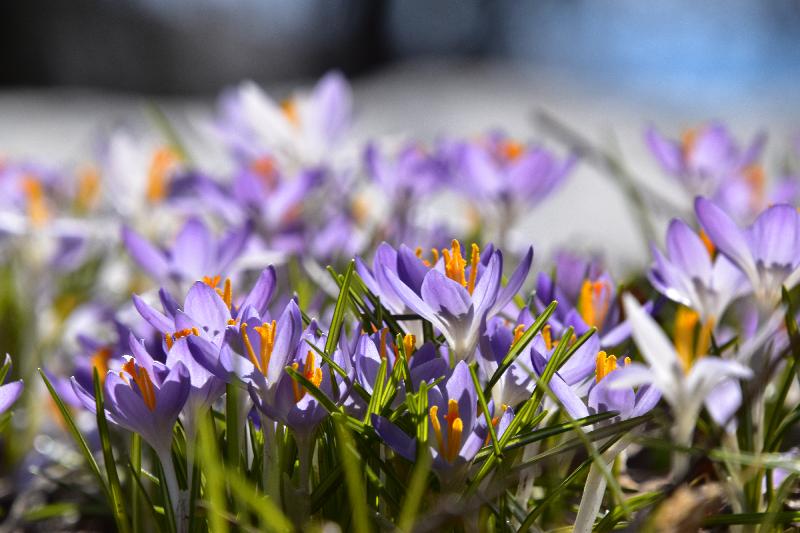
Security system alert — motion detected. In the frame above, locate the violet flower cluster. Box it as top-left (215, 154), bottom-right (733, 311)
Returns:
top-left (0, 72), bottom-right (799, 532)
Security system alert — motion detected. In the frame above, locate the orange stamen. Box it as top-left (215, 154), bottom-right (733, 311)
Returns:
top-left (121, 359), bottom-right (157, 411)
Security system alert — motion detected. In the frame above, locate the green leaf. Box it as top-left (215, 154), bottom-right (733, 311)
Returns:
top-left (92, 369), bottom-right (130, 533)
top-left (38, 370), bottom-right (109, 501)
top-left (470, 363), bottom-right (501, 457)
top-left (333, 413), bottom-right (371, 533)
top-left (324, 260), bottom-right (355, 357)
top-left (484, 300), bottom-right (557, 395)
top-left (197, 412), bottom-right (229, 533)
top-left (397, 447), bottom-right (433, 532)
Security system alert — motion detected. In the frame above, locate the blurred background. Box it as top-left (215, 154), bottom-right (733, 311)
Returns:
top-left (3, 0), bottom-right (800, 267)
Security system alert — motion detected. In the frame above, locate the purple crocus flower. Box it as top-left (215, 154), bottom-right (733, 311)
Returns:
top-left (458, 133), bottom-right (575, 207)
top-left (351, 330), bottom-right (448, 414)
top-left (649, 218), bottom-right (748, 322)
top-left (365, 142), bottom-right (448, 204)
top-left (247, 320), bottom-right (349, 438)
top-left (646, 123), bottom-right (768, 222)
top-left (695, 197), bottom-right (800, 309)
top-left (215, 71), bottom-right (352, 171)
top-left (71, 347), bottom-right (190, 513)
top-left (534, 347), bottom-right (660, 423)
top-left (534, 251), bottom-right (633, 348)
top-left (382, 240), bottom-right (533, 363)
top-left (372, 361), bottom-right (513, 484)
top-left (122, 216), bottom-right (250, 286)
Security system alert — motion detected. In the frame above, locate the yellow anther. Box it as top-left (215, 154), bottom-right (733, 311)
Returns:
top-left (165, 328), bottom-right (199, 351)
top-left (466, 244), bottom-right (480, 295)
top-left (578, 280), bottom-right (611, 329)
top-left (429, 405), bottom-right (444, 455)
top-left (500, 140), bottom-right (524, 161)
top-left (415, 246), bottom-right (432, 267)
top-left (90, 347), bottom-right (113, 383)
top-left (203, 275), bottom-right (221, 288)
top-left (674, 307), bottom-right (699, 373)
top-left (512, 324), bottom-right (526, 344)
top-left (222, 278), bottom-right (232, 308)
top-left (442, 240), bottom-right (468, 287)
top-left (240, 323), bottom-right (262, 374)
top-left (281, 98), bottom-right (300, 127)
top-left (227, 318), bottom-right (237, 326)
top-left (253, 320), bottom-right (277, 374)
top-left (430, 248), bottom-right (440, 264)
top-left (76, 166), bottom-right (101, 211)
top-left (699, 229), bottom-right (715, 258)
top-left (542, 325), bottom-right (553, 351)
top-left (448, 417), bottom-right (463, 462)
top-left (146, 147), bottom-right (178, 203)
top-left (681, 127), bottom-right (700, 160)
top-left (401, 334), bottom-right (416, 361)
top-left (21, 176), bottom-right (50, 227)
top-left (291, 351), bottom-right (323, 403)
top-left (595, 351), bottom-right (624, 383)
top-left (121, 359), bottom-right (157, 411)
top-left (251, 156), bottom-right (277, 180)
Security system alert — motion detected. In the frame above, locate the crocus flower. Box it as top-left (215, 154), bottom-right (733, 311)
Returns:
top-left (123, 217), bottom-right (250, 287)
top-left (382, 240), bottom-right (533, 363)
top-left (216, 71), bottom-right (352, 172)
top-left (695, 198), bottom-right (800, 309)
top-left (649, 218), bottom-right (748, 322)
top-left (534, 346), bottom-right (660, 423)
top-left (98, 131), bottom-right (184, 220)
top-left (607, 295), bottom-right (752, 476)
top-left (534, 251), bottom-right (634, 347)
top-left (458, 133), bottom-right (575, 207)
top-left (645, 123), bottom-right (767, 222)
top-left (71, 347), bottom-right (190, 514)
top-left (248, 319), bottom-right (349, 438)
top-left (352, 329), bottom-right (448, 413)
top-left (372, 361), bottom-right (513, 485)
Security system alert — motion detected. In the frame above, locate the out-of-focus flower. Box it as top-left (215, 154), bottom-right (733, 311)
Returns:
top-left (216, 71), bottom-right (352, 171)
top-left (644, 124), bottom-right (783, 222)
top-left (99, 132), bottom-right (184, 221)
top-left (458, 133), bottom-right (575, 207)
top-left (695, 198), bottom-right (800, 309)
top-left (534, 251), bottom-right (634, 348)
top-left (608, 295), bottom-right (752, 474)
top-left (383, 240), bottom-right (533, 362)
top-left (123, 217), bottom-right (250, 286)
top-left (649, 218), bottom-right (747, 322)
top-left (372, 361), bottom-right (513, 482)
top-left (0, 355), bottom-right (23, 415)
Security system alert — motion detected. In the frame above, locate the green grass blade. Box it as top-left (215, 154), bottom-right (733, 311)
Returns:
top-left (333, 413), bottom-right (371, 533)
top-left (470, 363), bottom-right (501, 457)
top-left (324, 260), bottom-right (355, 357)
top-left (198, 412), bottom-right (229, 533)
top-left (38, 369), bottom-right (110, 500)
top-left (397, 447), bottom-right (432, 532)
top-left (92, 369), bottom-right (130, 533)
top-left (484, 300), bottom-right (557, 395)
